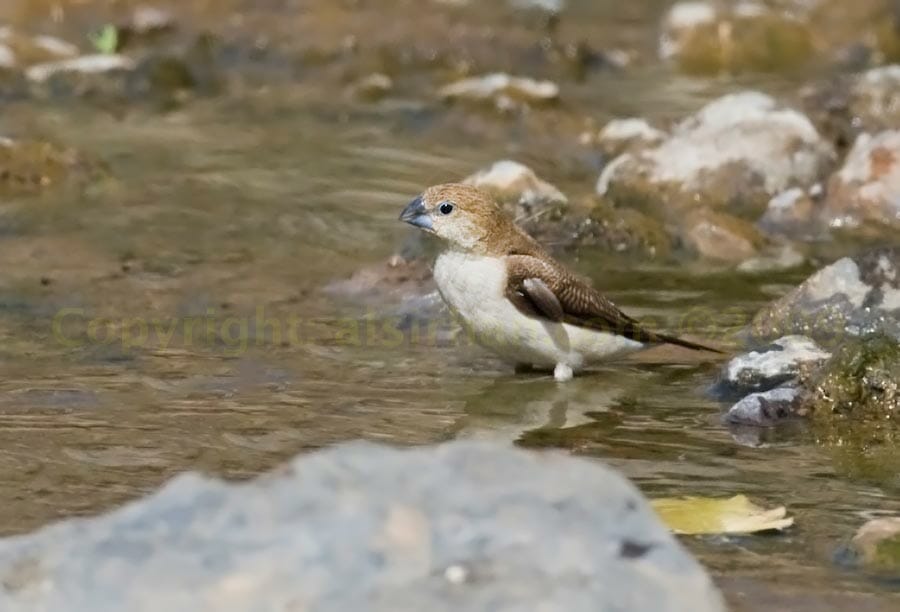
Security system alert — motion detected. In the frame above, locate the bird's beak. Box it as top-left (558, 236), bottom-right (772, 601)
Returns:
top-left (399, 196), bottom-right (433, 231)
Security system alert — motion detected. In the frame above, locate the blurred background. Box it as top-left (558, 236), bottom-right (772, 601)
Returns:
top-left (0, 1), bottom-right (898, 609)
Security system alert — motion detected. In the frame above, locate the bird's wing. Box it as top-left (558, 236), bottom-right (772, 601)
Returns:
top-left (504, 254), bottom-right (720, 352)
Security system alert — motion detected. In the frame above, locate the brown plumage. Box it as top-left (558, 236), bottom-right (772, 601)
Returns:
top-left (406, 183), bottom-right (720, 354)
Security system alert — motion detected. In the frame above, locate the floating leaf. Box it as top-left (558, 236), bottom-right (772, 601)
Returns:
top-left (651, 494), bottom-right (793, 535)
top-left (90, 24), bottom-right (119, 55)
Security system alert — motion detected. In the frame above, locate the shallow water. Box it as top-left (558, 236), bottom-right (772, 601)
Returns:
top-left (1, 0), bottom-right (899, 609)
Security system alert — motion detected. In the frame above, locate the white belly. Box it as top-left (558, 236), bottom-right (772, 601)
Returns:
top-left (433, 251), bottom-right (644, 371)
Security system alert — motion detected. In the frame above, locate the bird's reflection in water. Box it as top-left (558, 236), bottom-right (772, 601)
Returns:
top-left (452, 367), bottom-right (632, 444)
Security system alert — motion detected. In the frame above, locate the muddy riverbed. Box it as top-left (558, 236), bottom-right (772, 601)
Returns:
top-left (0, 0), bottom-right (899, 609)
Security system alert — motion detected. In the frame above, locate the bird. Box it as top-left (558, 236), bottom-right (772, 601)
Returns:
top-left (399, 183), bottom-right (722, 382)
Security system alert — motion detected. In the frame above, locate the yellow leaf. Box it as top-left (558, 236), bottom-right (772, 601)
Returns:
top-left (650, 494), bottom-right (794, 535)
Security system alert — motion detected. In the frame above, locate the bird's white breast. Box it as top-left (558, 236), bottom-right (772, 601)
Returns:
top-left (433, 251), bottom-right (643, 370)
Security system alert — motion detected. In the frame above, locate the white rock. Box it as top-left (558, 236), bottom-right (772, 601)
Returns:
top-left (597, 92), bottom-right (833, 200)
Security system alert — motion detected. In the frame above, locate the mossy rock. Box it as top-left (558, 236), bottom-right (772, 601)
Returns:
top-left (802, 335), bottom-right (900, 488)
top-left (804, 334), bottom-right (900, 423)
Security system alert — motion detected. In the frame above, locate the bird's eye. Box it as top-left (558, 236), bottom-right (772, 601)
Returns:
top-left (438, 201), bottom-right (455, 215)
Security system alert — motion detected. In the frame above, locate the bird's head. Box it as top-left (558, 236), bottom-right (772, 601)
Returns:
top-left (399, 183), bottom-right (510, 252)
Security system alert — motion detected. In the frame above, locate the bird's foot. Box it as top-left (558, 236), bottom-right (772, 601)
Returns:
top-left (553, 363), bottom-right (574, 382)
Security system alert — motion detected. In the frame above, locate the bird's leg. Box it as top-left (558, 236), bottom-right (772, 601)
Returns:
top-left (553, 363), bottom-right (574, 382)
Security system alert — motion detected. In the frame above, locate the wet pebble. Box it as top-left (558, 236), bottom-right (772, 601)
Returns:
top-left (718, 335), bottom-right (830, 396)
top-left (725, 385), bottom-right (804, 427)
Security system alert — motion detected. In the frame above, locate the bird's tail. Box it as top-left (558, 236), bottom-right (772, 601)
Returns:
top-left (652, 332), bottom-right (724, 354)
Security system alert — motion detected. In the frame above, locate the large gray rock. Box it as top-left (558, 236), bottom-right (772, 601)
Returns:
top-left (0, 442), bottom-right (724, 612)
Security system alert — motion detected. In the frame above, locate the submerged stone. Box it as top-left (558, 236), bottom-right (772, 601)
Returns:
top-left (0, 441), bottom-right (725, 612)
